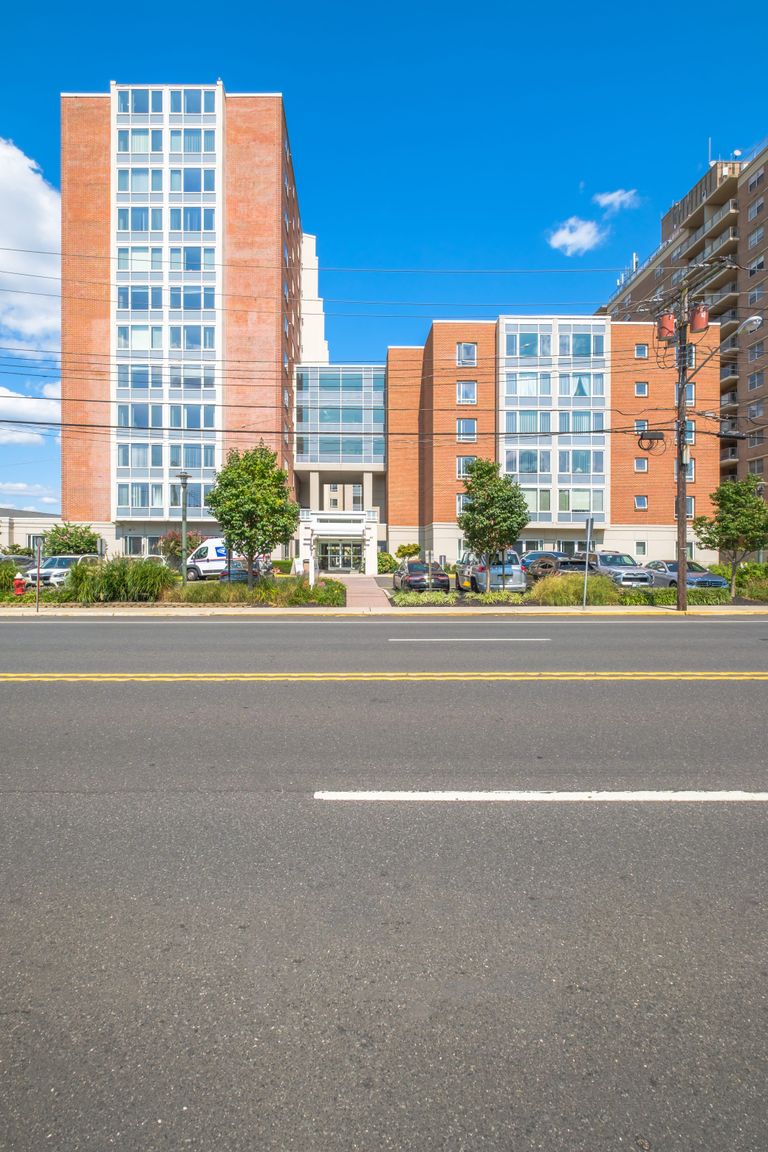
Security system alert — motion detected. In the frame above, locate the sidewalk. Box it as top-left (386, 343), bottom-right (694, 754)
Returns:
top-left (334, 574), bottom-right (392, 609)
top-left (1, 604), bottom-right (767, 618)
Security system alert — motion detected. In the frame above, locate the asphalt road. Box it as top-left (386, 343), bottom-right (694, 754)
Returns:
top-left (2, 618), bottom-right (767, 1151)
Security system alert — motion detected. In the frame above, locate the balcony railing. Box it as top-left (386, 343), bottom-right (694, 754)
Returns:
top-left (720, 363), bottom-right (738, 380)
top-left (702, 226), bottom-right (739, 260)
top-left (720, 392), bottom-right (738, 407)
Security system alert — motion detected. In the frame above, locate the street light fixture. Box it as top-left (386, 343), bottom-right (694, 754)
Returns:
top-left (177, 470), bottom-right (190, 584)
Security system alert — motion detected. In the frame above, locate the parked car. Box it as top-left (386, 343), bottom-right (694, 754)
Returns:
top-left (644, 560), bottom-right (729, 589)
top-left (23, 554), bottom-right (100, 588)
top-left (392, 560), bottom-right (450, 592)
top-left (454, 550), bottom-right (527, 593)
top-left (572, 551), bottom-right (654, 588)
top-left (218, 558), bottom-right (274, 583)
top-left (521, 551), bottom-right (571, 580)
top-left (520, 550), bottom-right (570, 575)
top-left (0, 554), bottom-right (34, 572)
top-left (548, 556), bottom-right (600, 576)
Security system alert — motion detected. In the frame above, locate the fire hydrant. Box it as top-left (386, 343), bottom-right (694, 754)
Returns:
top-left (13, 573), bottom-right (26, 596)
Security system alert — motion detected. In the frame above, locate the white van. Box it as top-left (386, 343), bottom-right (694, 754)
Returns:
top-left (186, 538), bottom-right (231, 581)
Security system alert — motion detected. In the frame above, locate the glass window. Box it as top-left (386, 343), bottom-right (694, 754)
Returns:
top-left (131, 89), bottom-right (149, 114)
top-left (634, 495), bottom-right (648, 510)
top-left (635, 344), bottom-right (649, 359)
top-left (457, 343), bottom-right (477, 367)
top-left (117, 91), bottom-right (129, 113)
top-left (634, 420), bottom-right (648, 432)
top-left (117, 484), bottom-right (129, 506)
top-left (203, 169), bottom-right (215, 192)
top-left (572, 333), bottom-right (591, 358)
top-left (170, 91), bottom-right (181, 113)
top-left (203, 90), bottom-right (216, 113)
top-left (204, 445), bottom-right (215, 467)
top-left (117, 130), bottom-right (129, 153)
top-left (117, 169), bottom-right (129, 192)
top-left (456, 456), bottom-right (476, 477)
top-left (131, 129), bottom-right (149, 154)
top-left (634, 457), bottom-right (648, 472)
top-left (457, 418), bottom-right (477, 442)
top-left (151, 91), bottom-right (162, 113)
top-left (183, 167), bottom-right (202, 192)
top-left (184, 89), bottom-right (201, 114)
top-left (151, 445), bottom-right (163, 466)
top-left (634, 381), bottom-right (649, 397)
top-left (203, 130), bottom-right (215, 153)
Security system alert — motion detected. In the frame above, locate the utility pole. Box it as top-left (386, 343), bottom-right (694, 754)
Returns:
top-left (177, 470), bottom-right (190, 585)
top-left (675, 288), bottom-right (690, 613)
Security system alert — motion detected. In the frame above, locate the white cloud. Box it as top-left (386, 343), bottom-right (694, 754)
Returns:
top-left (0, 139), bottom-right (60, 346)
top-left (40, 496), bottom-right (58, 505)
top-left (0, 382), bottom-right (61, 444)
top-left (592, 188), bottom-right (639, 215)
top-left (0, 481), bottom-right (55, 496)
top-left (548, 217), bottom-right (607, 257)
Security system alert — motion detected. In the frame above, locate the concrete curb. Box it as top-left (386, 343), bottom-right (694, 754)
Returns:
top-left (1, 605), bottom-right (767, 619)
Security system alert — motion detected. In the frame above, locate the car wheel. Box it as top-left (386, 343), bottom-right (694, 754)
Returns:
top-left (669, 581), bottom-right (677, 588)
top-left (470, 578), bottom-right (478, 592)
top-left (186, 567), bottom-right (200, 581)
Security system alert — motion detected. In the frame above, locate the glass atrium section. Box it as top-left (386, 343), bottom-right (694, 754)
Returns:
top-left (295, 366), bottom-right (386, 464)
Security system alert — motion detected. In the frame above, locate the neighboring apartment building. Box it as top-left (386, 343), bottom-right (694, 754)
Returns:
top-left (61, 81), bottom-right (304, 555)
top-left (378, 317), bottom-right (719, 567)
top-left (604, 142), bottom-right (768, 491)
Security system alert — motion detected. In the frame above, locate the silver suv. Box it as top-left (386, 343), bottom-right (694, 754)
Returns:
top-left (455, 550), bottom-right (527, 593)
top-left (572, 551), bottom-right (653, 587)
top-left (24, 554), bottom-right (100, 589)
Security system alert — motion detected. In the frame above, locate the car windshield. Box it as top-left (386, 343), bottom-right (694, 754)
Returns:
top-left (603, 554), bottom-right (636, 567)
top-left (408, 563), bottom-right (442, 572)
top-left (687, 562), bottom-right (708, 573)
top-left (491, 552), bottom-right (520, 566)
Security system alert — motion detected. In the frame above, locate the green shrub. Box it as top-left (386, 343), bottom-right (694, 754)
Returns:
top-left (63, 558), bottom-right (178, 604)
top-left (619, 587), bottom-right (730, 606)
top-left (395, 543), bottom-right (421, 560)
top-left (526, 573), bottom-right (621, 606)
top-left (377, 551), bottom-right (398, 573)
top-left (708, 561), bottom-right (768, 591)
top-left (163, 576), bottom-right (345, 607)
top-left (743, 579), bottom-right (768, 602)
top-left (462, 591), bottom-right (525, 605)
top-left (391, 591), bottom-right (459, 606)
top-left (0, 561), bottom-right (18, 594)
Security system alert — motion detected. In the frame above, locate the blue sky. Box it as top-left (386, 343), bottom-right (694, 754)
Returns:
top-left (1, 0), bottom-right (766, 511)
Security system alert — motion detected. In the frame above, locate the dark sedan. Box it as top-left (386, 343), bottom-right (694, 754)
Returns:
top-left (218, 558), bottom-right (273, 583)
top-left (519, 550), bottom-right (570, 575)
top-left (392, 560), bottom-right (450, 592)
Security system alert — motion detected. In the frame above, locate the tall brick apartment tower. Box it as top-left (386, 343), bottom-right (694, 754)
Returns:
top-left (61, 82), bottom-right (302, 555)
top-left (603, 142), bottom-right (768, 494)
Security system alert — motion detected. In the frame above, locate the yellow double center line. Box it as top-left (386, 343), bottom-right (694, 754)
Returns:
top-left (0, 672), bottom-right (767, 683)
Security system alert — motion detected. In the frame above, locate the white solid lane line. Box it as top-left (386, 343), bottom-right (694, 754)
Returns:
top-left (315, 790), bottom-right (768, 803)
top-left (387, 637), bottom-right (551, 642)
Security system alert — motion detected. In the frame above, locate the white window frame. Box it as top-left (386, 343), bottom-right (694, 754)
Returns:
top-left (634, 457), bottom-right (648, 472)
top-left (634, 495), bottom-right (648, 511)
top-left (456, 380), bottom-right (477, 405)
top-left (634, 344), bottom-right (649, 359)
top-left (456, 343), bottom-right (477, 367)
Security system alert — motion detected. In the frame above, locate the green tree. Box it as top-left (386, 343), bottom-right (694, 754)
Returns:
top-left (395, 543), bottom-right (421, 560)
top-left (457, 458), bottom-right (530, 592)
top-left (693, 475), bottom-right (768, 598)
top-left (42, 522), bottom-right (101, 556)
top-left (205, 444), bottom-right (299, 588)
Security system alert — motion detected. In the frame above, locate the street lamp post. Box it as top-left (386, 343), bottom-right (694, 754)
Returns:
top-left (177, 470), bottom-right (190, 584)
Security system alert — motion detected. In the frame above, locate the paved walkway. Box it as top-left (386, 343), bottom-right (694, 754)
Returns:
top-left (334, 574), bottom-right (392, 609)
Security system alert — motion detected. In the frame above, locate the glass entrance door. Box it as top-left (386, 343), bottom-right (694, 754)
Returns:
top-left (318, 541), bottom-right (363, 572)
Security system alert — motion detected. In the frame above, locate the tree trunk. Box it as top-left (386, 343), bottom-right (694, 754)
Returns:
top-left (247, 554), bottom-right (255, 591)
top-left (730, 557), bottom-right (738, 600)
top-left (485, 555), bottom-right (491, 594)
